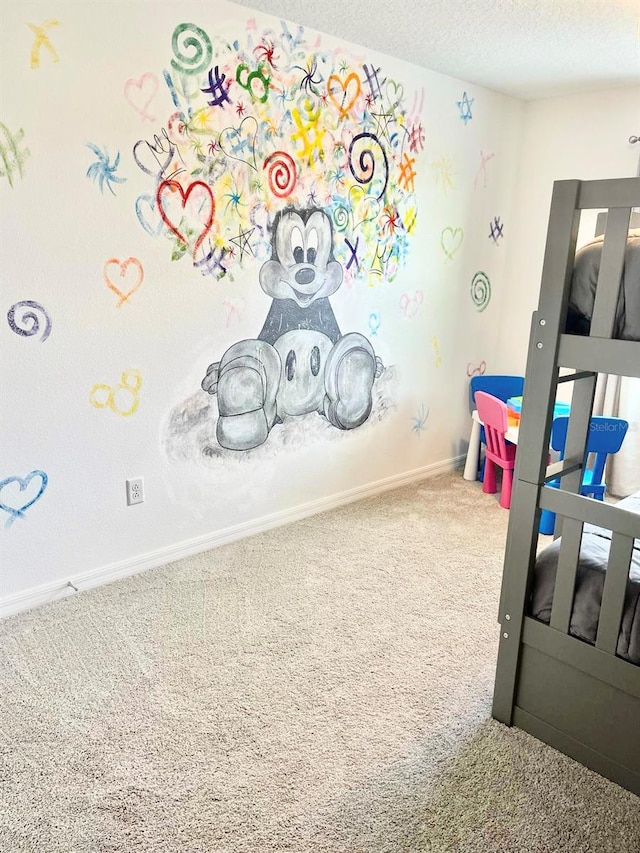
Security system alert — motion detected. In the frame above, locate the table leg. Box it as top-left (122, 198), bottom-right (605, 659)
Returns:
top-left (463, 420), bottom-right (481, 481)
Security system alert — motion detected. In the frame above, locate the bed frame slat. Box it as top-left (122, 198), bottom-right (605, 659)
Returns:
top-left (549, 518), bottom-right (584, 634)
top-left (589, 207), bottom-right (631, 338)
top-left (558, 335), bottom-right (640, 378)
top-left (578, 178), bottom-right (640, 210)
top-left (540, 487), bottom-right (640, 538)
top-left (596, 533), bottom-right (636, 655)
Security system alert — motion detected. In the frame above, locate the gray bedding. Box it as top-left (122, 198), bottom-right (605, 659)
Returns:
top-left (530, 491), bottom-right (640, 664)
top-left (566, 229), bottom-right (640, 341)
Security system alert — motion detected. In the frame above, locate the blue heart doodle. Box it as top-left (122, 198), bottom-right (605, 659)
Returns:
top-left (0, 470), bottom-right (48, 529)
top-left (135, 193), bottom-right (163, 237)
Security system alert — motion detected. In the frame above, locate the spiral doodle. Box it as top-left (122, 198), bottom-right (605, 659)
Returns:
top-left (332, 205), bottom-right (349, 232)
top-left (263, 151), bottom-right (297, 198)
top-left (347, 132), bottom-right (389, 201)
top-left (170, 22), bottom-right (213, 77)
top-left (470, 271), bottom-right (491, 312)
top-left (7, 300), bottom-right (51, 341)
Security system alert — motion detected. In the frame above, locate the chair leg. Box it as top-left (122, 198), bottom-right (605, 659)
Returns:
top-left (483, 460), bottom-right (497, 494)
top-left (500, 469), bottom-right (513, 509)
top-left (539, 509), bottom-right (556, 535)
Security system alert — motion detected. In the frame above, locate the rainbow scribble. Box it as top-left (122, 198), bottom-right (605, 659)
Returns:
top-left (134, 20), bottom-right (425, 285)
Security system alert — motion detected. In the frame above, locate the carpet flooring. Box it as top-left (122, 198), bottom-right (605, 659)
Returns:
top-left (0, 471), bottom-right (638, 852)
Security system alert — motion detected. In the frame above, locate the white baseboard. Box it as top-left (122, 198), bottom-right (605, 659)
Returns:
top-left (1, 455), bottom-right (464, 620)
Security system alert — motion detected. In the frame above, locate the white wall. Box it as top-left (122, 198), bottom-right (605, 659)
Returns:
top-left (0, 0), bottom-right (523, 613)
top-left (496, 85), bottom-right (640, 374)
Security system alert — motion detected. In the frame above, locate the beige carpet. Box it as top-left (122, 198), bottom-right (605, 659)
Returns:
top-left (0, 472), bottom-right (638, 852)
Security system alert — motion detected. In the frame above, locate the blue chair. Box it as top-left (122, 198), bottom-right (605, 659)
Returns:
top-left (470, 375), bottom-right (524, 479)
top-left (539, 415), bottom-right (629, 534)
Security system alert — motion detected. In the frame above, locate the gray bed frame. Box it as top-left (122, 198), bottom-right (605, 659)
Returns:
top-left (492, 176), bottom-right (640, 796)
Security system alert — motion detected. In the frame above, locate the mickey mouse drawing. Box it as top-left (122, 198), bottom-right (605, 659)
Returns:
top-left (201, 207), bottom-right (381, 451)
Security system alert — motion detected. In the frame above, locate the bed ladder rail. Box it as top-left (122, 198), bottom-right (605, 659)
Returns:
top-left (538, 489), bottom-right (640, 644)
top-left (492, 176), bottom-right (640, 727)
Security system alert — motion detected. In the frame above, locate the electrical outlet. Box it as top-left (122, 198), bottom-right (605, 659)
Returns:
top-left (126, 477), bottom-right (144, 506)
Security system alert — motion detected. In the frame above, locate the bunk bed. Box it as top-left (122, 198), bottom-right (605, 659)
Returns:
top-left (492, 176), bottom-right (640, 797)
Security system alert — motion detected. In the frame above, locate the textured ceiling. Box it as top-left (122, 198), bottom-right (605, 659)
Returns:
top-left (231, 0), bottom-right (640, 100)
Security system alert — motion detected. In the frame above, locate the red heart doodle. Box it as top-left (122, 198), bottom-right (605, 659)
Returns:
top-left (156, 180), bottom-right (215, 256)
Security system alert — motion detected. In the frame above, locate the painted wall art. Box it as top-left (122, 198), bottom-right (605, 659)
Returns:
top-left (1, 0), bottom-right (520, 597)
top-left (149, 18), bottom-right (425, 456)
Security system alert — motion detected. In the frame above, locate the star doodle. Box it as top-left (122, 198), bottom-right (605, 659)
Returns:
top-left (229, 227), bottom-right (256, 262)
top-left (369, 111), bottom-right (393, 143)
top-left (456, 91), bottom-right (474, 125)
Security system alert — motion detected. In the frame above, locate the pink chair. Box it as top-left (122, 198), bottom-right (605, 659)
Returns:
top-left (474, 391), bottom-right (517, 508)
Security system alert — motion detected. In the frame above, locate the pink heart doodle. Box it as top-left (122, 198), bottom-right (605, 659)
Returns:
top-left (124, 72), bottom-right (159, 122)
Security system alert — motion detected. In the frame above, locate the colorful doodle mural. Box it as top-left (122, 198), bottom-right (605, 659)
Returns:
top-left (133, 20), bottom-right (425, 289)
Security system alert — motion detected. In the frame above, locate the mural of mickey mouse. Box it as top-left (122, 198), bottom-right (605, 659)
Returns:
top-left (201, 207), bottom-right (382, 451)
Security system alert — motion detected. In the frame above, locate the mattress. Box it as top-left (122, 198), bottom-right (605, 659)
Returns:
top-left (530, 491), bottom-right (640, 665)
top-left (565, 229), bottom-right (640, 341)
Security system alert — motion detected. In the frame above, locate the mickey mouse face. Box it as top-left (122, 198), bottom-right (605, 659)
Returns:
top-left (259, 209), bottom-right (343, 307)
